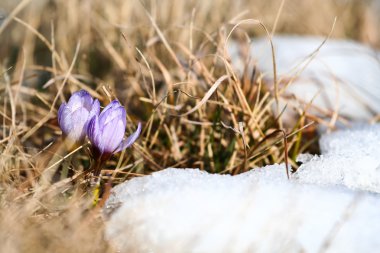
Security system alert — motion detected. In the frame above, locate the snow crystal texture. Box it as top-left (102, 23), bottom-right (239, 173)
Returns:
top-left (296, 124), bottom-right (380, 192)
top-left (105, 166), bottom-right (380, 252)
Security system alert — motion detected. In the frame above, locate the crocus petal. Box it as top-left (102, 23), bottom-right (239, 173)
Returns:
top-left (88, 104), bottom-right (126, 155)
top-left (76, 90), bottom-right (94, 110)
top-left (91, 99), bottom-right (101, 117)
top-left (57, 103), bottom-right (67, 128)
top-left (86, 99), bottom-right (100, 130)
top-left (99, 100), bottom-right (126, 127)
top-left (104, 107), bottom-right (126, 127)
top-left (74, 89), bottom-right (90, 98)
top-left (85, 98), bottom-right (141, 158)
top-left (100, 100), bottom-right (120, 116)
top-left (87, 115), bottom-right (102, 153)
top-left (115, 122), bottom-right (142, 153)
top-left (59, 105), bottom-right (74, 135)
top-left (68, 92), bottom-right (86, 111)
top-left (68, 107), bottom-right (89, 140)
top-left (100, 118), bottom-right (126, 153)
top-left (58, 90), bottom-right (100, 143)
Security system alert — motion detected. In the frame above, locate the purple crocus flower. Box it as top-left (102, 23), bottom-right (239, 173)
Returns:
top-left (87, 100), bottom-right (141, 159)
top-left (58, 90), bottom-right (100, 143)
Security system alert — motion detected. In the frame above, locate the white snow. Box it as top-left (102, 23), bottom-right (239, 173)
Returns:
top-left (104, 125), bottom-right (380, 253)
top-left (296, 124), bottom-right (380, 192)
top-left (228, 36), bottom-right (380, 123)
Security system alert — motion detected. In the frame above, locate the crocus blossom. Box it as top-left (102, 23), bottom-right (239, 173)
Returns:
top-left (58, 90), bottom-right (100, 143)
top-left (87, 100), bottom-right (141, 159)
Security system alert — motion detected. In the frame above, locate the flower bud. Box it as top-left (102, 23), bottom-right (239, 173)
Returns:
top-left (87, 100), bottom-right (141, 158)
top-left (58, 90), bottom-right (100, 143)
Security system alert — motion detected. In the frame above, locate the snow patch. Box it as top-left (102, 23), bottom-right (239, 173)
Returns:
top-left (228, 36), bottom-right (380, 122)
top-left (296, 124), bottom-right (380, 192)
top-left (104, 124), bottom-right (380, 252)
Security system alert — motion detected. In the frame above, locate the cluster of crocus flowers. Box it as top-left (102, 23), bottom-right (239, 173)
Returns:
top-left (58, 90), bottom-right (141, 174)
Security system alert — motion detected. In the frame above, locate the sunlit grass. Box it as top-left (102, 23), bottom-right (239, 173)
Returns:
top-left (0, 0), bottom-right (378, 251)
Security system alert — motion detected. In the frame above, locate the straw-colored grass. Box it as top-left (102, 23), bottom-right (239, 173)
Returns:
top-left (0, 0), bottom-right (378, 251)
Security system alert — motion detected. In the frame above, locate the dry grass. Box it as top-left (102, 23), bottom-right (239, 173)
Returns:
top-left (0, 0), bottom-right (378, 251)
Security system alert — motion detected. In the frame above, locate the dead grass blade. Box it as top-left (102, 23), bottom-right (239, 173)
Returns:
top-left (177, 75), bottom-right (229, 117)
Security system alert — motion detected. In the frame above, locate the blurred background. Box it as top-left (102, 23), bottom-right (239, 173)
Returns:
top-left (1, 0), bottom-right (379, 87)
